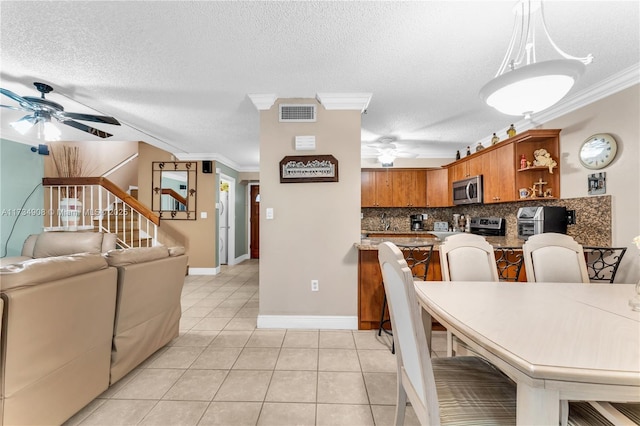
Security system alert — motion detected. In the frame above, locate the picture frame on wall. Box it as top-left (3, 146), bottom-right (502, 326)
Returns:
top-left (587, 172), bottom-right (606, 195)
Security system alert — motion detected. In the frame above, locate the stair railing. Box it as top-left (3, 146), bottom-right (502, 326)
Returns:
top-left (42, 177), bottom-right (160, 248)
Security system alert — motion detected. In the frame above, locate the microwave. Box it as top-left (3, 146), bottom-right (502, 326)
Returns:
top-left (452, 175), bottom-right (483, 205)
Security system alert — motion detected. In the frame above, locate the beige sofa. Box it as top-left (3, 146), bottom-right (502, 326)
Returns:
top-left (0, 254), bottom-right (118, 426)
top-left (0, 231), bottom-right (117, 266)
top-left (105, 245), bottom-right (189, 384)
top-left (0, 240), bottom-right (188, 425)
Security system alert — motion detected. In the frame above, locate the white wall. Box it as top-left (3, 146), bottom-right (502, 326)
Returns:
top-left (258, 99), bottom-right (362, 328)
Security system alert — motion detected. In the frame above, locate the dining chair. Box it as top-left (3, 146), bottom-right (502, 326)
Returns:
top-left (522, 233), bottom-right (590, 283)
top-left (377, 241), bottom-right (517, 425)
top-left (583, 246), bottom-right (627, 283)
top-left (378, 243), bottom-right (434, 354)
top-left (439, 233), bottom-right (499, 356)
top-left (494, 247), bottom-right (525, 282)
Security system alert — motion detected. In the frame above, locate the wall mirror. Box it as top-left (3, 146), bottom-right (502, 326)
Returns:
top-left (152, 161), bottom-right (197, 220)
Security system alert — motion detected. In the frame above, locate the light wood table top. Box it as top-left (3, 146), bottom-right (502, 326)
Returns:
top-left (414, 281), bottom-right (640, 425)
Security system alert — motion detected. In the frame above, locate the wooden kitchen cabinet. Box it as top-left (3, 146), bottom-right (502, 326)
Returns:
top-left (514, 129), bottom-right (561, 200)
top-left (392, 169), bottom-right (427, 207)
top-left (483, 143), bottom-right (516, 203)
top-left (361, 169), bottom-right (393, 207)
top-left (426, 168), bottom-right (449, 207)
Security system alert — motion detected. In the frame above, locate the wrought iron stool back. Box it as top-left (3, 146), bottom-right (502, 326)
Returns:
top-left (378, 243), bottom-right (435, 353)
top-left (494, 247), bottom-right (525, 282)
top-left (583, 246), bottom-right (627, 283)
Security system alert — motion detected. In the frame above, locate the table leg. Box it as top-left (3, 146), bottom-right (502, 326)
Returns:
top-left (516, 382), bottom-right (559, 425)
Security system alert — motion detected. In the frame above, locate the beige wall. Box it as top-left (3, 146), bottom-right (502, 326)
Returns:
top-left (258, 99), bottom-right (361, 325)
top-left (543, 84), bottom-right (640, 283)
top-left (137, 142), bottom-right (218, 270)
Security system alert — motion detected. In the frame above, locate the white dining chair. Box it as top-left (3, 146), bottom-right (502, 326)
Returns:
top-left (439, 233), bottom-right (499, 355)
top-left (378, 241), bottom-right (517, 425)
top-left (522, 232), bottom-right (590, 283)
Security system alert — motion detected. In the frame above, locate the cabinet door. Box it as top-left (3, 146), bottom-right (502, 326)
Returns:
top-left (483, 143), bottom-right (515, 203)
top-left (361, 171), bottom-right (377, 207)
top-left (426, 168), bottom-right (449, 207)
top-left (375, 170), bottom-right (393, 207)
top-left (412, 170), bottom-right (427, 207)
top-left (392, 170), bottom-right (427, 207)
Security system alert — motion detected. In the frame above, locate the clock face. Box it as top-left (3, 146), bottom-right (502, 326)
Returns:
top-left (579, 133), bottom-right (617, 170)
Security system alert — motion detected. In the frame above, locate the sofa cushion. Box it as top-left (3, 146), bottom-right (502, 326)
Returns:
top-left (0, 253), bottom-right (108, 291)
top-left (0, 256), bottom-right (32, 267)
top-left (168, 246), bottom-right (186, 257)
top-left (105, 246), bottom-right (169, 267)
top-left (32, 232), bottom-right (105, 258)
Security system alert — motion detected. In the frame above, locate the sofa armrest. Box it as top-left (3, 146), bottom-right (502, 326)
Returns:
top-left (20, 234), bottom-right (39, 257)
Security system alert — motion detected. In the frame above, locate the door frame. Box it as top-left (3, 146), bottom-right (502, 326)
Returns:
top-left (219, 173), bottom-right (236, 265)
top-left (248, 183), bottom-right (259, 259)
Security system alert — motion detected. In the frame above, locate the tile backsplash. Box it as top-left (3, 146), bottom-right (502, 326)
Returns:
top-left (361, 195), bottom-right (611, 246)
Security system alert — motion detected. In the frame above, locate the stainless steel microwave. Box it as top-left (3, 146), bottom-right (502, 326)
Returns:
top-left (452, 175), bottom-right (483, 205)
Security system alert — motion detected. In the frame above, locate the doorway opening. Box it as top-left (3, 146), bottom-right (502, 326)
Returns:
top-left (250, 184), bottom-right (260, 259)
top-left (219, 174), bottom-right (236, 265)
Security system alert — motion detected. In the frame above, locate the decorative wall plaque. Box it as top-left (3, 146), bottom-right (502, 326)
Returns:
top-left (279, 155), bottom-right (339, 183)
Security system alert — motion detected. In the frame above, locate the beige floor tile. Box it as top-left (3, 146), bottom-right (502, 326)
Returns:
top-left (140, 400), bottom-right (208, 425)
top-left (78, 399), bottom-right (157, 425)
top-left (275, 348), bottom-right (319, 371)
top-left (214, 370), bottom-right (273, 402)
top-left (246, 330), bottom-right (286, 347)
top-left (283, 330), bottom-right (319, 348)
top-left (179, 316), bottom-right (201, 331)
top-left (370, 404), bottom-right (421, 426)
top-left (319, 330), bottom-right (356, 349)
top-left (198, 401), bottom-right (262, 425)
top-left (318, 348), bottom-right (361, 371)
top-left (192, 317), bottom-right (233, 331)
top-left (207, 307), bottom-right (241, 318)
top-left (223, 317), bottom-right (258, 331)
top-left (316, 403), bottom-right (374, 426)
top-left (353, 330), bottom-right (391, 350)
top-left (148, 346), bottom-right (205, 369)
top-left (169, 330), bottom-right (219, 347)
top-left (363, 372), bottom-right (397, 405)
top-left (62, 398), bottom-right (105, 425)
top-left (234, 307), bottom-right (260, 317)
top-left (98, 368), bottom-right (142, 398)
top-left (233, 347), bottom-right (280, 370)
top-left (265, 370), bottom-right (317, 403)
top-left (210, 330), bottom-right (253, 347)
top-left (163, 369), bottom-right (228, 401)
top-left (257, 402), bottom-right (316, 426)
top-left (112, 368), bottom-right (185, 400)
top-left (181, 306), bottom-right (214, 318)
top-left (191, 346), bottom-right (243, 369)
top-left (357, 349), bottom-right (397, 373)
top-left (217, 299), bottom-right (248, 308)
top-left (317, 372), bottom-right (369, 404)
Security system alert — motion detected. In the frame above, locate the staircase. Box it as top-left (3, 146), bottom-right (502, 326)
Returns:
top-left (96, 200), bottom-right (154, 247)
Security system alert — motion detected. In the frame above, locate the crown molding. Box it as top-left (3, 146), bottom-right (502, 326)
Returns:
top-left (316, 92), bottom-right (372, 112)
top-left (248, 93), bottom-right (277, 110)
top-left (174, 152), bottom-right (258, 173)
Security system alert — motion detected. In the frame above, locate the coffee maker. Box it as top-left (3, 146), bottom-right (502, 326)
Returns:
top-left (410, 214), bottom-right (424, 231)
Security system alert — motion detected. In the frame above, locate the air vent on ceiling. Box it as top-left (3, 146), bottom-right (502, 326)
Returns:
top-left (279, 104), bottom-right (316, 122)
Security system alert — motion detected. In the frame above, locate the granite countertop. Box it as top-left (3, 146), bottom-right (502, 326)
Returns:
top-left (355, 235), bottom-right (524, 250)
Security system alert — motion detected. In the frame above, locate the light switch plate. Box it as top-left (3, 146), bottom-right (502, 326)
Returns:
top-left (266, 208), bottom-right (274, 220)
top-left (200, 212), bottom-right (207, 219)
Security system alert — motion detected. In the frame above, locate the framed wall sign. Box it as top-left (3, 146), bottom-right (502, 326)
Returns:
top-left (279, 155), bottom-right (339, 183)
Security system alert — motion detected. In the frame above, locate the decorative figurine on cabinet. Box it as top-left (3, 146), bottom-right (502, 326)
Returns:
top-left (507, 124), bottom-right (516, 138)
top-left (466, 146), bottom-right (471, 156)
top-left (533, 148), bottom-right (557, 173)
top-left (491, 133), bottom-right (500, 145)
top-left (475, 142), bottom-right (485, 152)
top-left (455, 150), bottom-right (461, 160)
top-left (520, 154), bottom-right (527, 169)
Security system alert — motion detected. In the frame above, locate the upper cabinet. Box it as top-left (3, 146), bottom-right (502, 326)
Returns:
top-left (361, 169), bottom-right (393, 207)
top-left (361, 169), bottom-right (427, 208)
top-left (426, 168), bottom-right (449, 207)
top-left (513, 129), bottom-right (561, 200)
top-left (482, 143), bottom-right (515, 203)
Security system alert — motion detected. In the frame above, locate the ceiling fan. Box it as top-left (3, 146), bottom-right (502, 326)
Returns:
top-left (0, 82), bottom-right (121, 140)
top-left (366, 137), bottom-right (418, 165)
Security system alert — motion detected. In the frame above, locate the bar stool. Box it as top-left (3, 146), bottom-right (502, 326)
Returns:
top-left (583, 246), bottom-right (627, 283)
top-left (378, 243), bottom-right (434, 354)
top-left (494, 247), bottom-right (524, 282)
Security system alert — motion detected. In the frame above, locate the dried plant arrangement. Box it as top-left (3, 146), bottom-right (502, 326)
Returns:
top-left (51, 144), bottom-right (85, 177)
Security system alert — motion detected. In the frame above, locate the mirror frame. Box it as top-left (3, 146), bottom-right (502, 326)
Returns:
top-left (152, 161), bottom-right (197, 220)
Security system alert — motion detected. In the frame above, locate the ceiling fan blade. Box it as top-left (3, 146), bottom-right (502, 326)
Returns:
top-left (0, 103), bottom-right (30, 111)
top-left (61, 119), bottom-right (114, 138)
top-left (0, 87), bottom-right (38, 110)
top-left (59, 111), bottom-right (121, 125)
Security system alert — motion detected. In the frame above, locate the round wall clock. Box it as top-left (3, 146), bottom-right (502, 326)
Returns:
top-left (579, 133), bottom-right (618, 169)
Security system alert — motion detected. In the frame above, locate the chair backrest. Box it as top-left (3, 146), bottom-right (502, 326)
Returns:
top-left (522, 233), bottom-right (590, 283)
top-left (439, 233), bottom-right (499, 282)
top-left (583, 246), bottom-right (627, 283)
top-left (396, 243), bottom-right (435, 281)
top-left (378, 242), bottom-right (440, 425)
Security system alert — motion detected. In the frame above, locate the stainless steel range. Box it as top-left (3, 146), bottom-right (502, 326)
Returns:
top-left (469, 217), bottom-right (506, 237)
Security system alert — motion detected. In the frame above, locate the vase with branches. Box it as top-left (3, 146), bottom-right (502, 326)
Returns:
top-left (50, 144), bottom-right (85, 229)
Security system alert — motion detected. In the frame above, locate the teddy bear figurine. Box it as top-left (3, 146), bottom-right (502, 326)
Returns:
top-left (533, 149), bottom-right (557, 173)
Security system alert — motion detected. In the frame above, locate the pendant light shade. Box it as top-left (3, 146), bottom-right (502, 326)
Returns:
top-left (481, 0), bottom-right (593, 118)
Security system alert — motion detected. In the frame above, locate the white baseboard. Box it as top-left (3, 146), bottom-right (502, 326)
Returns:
top-left (257, 315), bottom-right (358, 330)
top-left (188, 267), bottom-right (219, 275)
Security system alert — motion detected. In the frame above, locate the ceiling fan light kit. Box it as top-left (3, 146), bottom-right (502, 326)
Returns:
top-left (0, 82), bottom-right (121, 141)
top-left (480, 0), bottom-right (593, 118)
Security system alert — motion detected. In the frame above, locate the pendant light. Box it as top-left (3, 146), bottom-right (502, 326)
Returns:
top-left (480, 0), bottom-right (593, 119)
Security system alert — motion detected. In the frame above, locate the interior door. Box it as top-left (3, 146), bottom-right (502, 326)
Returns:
top-left (250, 185), bottom-right (260, 259)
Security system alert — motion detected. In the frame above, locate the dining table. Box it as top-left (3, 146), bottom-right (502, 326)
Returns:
top-left (413, 280), bottom-right (640, 426)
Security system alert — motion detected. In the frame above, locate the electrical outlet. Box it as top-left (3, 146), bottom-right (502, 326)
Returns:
top-left (566, 209), bottom-right (576, 225)
top-left (311, 280), bottom-right (319, 292)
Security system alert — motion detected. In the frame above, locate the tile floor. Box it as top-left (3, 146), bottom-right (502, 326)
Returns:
top-left (65, 259), bottom-right (447, 426)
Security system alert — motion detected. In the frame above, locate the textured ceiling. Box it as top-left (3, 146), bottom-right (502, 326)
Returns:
top-left (1, 1), bottom-right (638, 171)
